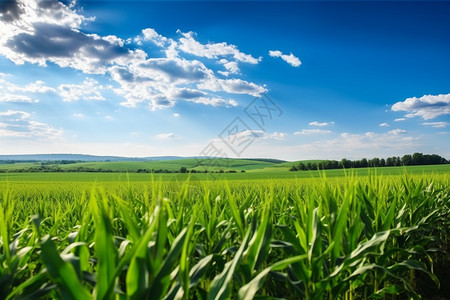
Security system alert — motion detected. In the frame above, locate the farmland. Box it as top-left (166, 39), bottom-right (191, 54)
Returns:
top-left (0, 165), bottom-right (449, 299)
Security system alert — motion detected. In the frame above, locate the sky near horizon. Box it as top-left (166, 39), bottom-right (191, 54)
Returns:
top-left (0, 0), bottom-right (449, 161)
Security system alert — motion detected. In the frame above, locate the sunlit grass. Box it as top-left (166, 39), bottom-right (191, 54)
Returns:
top-left (0, 172), bottom-right (449, 299)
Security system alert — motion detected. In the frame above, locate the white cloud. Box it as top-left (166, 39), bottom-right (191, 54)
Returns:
top-left (0, 77), bottom-right (54, 102)
top-left (0, 110), bottom-right (62, 139)
top-left (105, 115), bottom-right (113, 120)
top-left (219, 130), bottom-right (287, 144)
top-left (187, 97), bottom-right (238, 107)
top-left (0, 1), bottom-right (268, 110)
top-left (219, 59), bottom-right (239, 74)
top-left (388, 129), bottom-right (407, 135)
top-left (0, 93), bottom-right (35, 103)
top-left (58, 78), bottom-right (105, 102)
top-left (156, 132), bottom-right (176, 140)
top-left (177, 30), bottom-right (260, 64)
top-left (265, 132), bottom-right (288, 140)
top-left (198, 78), bottom-right (267, 97)
top-left (172, 113), bottom-right (180, 117)
top-left (0, 0), bottom-right (145, 74)
top-left (394, 118), bottom-right (406, 122)
top-left (269, 50), bottom-right (301, 67)
top-left (422, 121), bottom-right (449, 128)
top-left (217, 71), bottom-right (230, 77)
top-left (309, 121), bottom-right (334, 127)
top-left (379, 122), bottom-right (389, 127)
top-left (294, 129), bottom-right (332, 135)
top-left (7, 80), bottom-right (55, 93)
top-left (140, 28), bottom-right (170, 47)
top-left (392, 93), bottom-right (450, 120)
top-left (73, 113), bottom-right (84, 118)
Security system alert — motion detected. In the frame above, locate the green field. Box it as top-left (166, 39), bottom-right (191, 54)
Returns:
top-left (0, 164), bottom-right (449, 182)
top-left (0, 167), bottom-right (449, 299)
top-left (0, 158), bottom-right (281, 173)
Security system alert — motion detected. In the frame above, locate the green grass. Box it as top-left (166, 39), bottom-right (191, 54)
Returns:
top-left (0, 164), bottom-right (449, 182)
top-left (0, 158), bottom-right (281, 172)
top-left (0, 169), bottom-right (449, 299)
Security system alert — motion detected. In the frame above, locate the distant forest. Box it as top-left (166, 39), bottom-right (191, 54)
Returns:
top-left (289, 153), bottom-right (448, 171)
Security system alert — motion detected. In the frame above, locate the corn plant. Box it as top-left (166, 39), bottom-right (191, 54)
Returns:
top-left (0, 173), bottom-right (448, 299)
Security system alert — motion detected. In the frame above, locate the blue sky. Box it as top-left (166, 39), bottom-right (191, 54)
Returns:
top-left (0, 0), bottom-right (449, 160)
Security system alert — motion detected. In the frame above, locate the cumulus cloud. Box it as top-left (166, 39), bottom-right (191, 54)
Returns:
top-left (140, 28), bottom-right (170, 47)
top-left (0, 110), bottom-right (62, 139)
top-left (133, 57), bottom-right (212, 84)
top-left (177, 30), bottom-right (260, 64)
top-left (0, 1), bottom-right (268, 110)
top-left (422, 121), bottom-right (449, 128)
top-left (0, 0), bottom-right (145, 74)
top-left (198, 78), bottom-right (267, 97)
top-left (58, 78), bottom-right (105, 102)
top-left (309, 121), bottom-right (334, 127)
top-left (269, 50), bottom-right (301, 67)
top-left (392, 93), bottom-right (450, 120)
top-left (294, 129), bottom-right (332, 135)
top-left (379, 122), bottom-right (389, 127)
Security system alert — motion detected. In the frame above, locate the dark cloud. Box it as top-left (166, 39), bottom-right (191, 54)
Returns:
top-left (7, 23), bottom-right (129, 60)
top-left (139, 59), bottom-right (209, 82)
top-left (0, 0), bottom-right (23, 22)
top-left (173, 88), bottom-right (206, 99)
top-left (110, 66), bottom-right (151, 83)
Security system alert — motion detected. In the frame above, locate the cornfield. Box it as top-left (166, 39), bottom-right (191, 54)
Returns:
top-left (0, 173), bottom-right (449, 299)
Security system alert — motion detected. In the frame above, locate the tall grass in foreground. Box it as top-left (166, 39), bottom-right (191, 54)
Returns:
top-left (0, 174), bottom-right (449, 299)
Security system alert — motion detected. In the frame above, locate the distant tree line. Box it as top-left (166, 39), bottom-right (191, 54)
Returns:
top-left (40, 160), bottom-right (82, 165)
top-left (0, 165), bottom-right (245, 174)
top-left (0, 160), bottom-right (82, 165)
top-left (289, 153), bottom-right (448, 171)
top-left (0, 160), bottom-right (39, 164)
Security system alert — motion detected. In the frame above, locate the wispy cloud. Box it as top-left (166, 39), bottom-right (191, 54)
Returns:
top-left (0, 110), bottom-right (62, 139)
top-left (379, 122), bottom-right (389, 127)
top-left (0, 77), bottom-right (54, 103)
top-left (269, 50), bottom-right (301, 67)
top-left (58, 78), bottom-right (105, 102)
top-left (156, 132), bottom-right (176, 140)
top-left (422, 121), bottom-right (449, 128)
top-left (309, 121), bottom-right (334, 127)
top-left (294, 129), bottom-right (332, 135)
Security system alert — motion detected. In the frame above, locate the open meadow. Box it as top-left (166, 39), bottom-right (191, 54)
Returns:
top-left (1, 166), bottom-right (449, 299)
